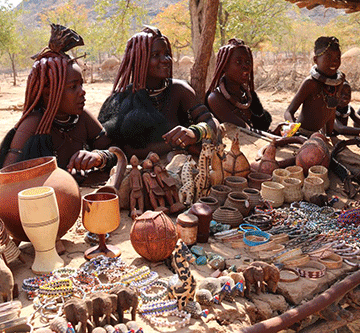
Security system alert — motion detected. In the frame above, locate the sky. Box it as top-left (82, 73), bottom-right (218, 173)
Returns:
top-left (0, 0), bottom-right (22, 7)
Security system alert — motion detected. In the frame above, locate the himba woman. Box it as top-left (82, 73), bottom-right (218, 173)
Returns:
top-left (206, 38), bottom-right (272, 131)
top-left (98, 26), bottom-right (219, 160)
top-left (0, 24), bottom-right (116, 184)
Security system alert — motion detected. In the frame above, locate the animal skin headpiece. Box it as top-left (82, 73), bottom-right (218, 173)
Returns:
top-left (207, 38), bottom-right (254, 95)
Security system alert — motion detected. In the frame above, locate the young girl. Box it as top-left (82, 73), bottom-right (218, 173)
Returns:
top-left (333, 81), bottom-right (360, 136)
top-left (206, 38), bottom-right (272, 131)
top-left (98, 26), bottom-right (219, 159)
top-left (284, 36), bottom-right (345, 137)
top-left (0, 24), bottom-right (116, 183)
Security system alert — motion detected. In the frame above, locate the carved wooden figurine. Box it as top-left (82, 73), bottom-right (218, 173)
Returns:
top-left (148, 152), bottom-right (185, 214)
top-left (223, 132), bottom-right (250, 178)
top-left (0, 255), bottom-right (14, 303)
top-left (129, 155), bottom-right (144, 220)
top-left (250, 261), bottom-right (280, 293)
top-left (194, 141), bottom-right (213, 202)
top-left (179, 155), bottom-right (197, 206)
top-left (141, 158), bottom-right (168, 213)
top-left (210, 142), bottom-right (226, 186)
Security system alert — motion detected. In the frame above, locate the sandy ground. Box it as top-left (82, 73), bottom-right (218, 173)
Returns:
top-left (2, 73), bottom-right (360, 332)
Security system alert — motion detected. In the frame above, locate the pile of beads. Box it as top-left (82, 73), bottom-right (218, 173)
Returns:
top-left (38, 279), bottom-right (73, 297)
top-left (139, 279), bottom-right (169, 302)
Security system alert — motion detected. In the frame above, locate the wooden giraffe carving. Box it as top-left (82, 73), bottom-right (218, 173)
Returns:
top-left (223, 132), bottom-right (250, 178)
top-left (210, 142), bottom-right (226, 186)
top-left (178, 155), bottom-right (196, 206)
top-left (194, 141), bottom-right (213, 201)
top-left (168, 239), bottom-right (196, 310)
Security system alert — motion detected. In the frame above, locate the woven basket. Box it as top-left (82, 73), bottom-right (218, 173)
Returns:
top-left (213, 206), bottom-right (243, 227)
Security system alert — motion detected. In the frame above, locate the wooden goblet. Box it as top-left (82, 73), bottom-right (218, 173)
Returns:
top-left (82, 192), bottom-right (121, 260)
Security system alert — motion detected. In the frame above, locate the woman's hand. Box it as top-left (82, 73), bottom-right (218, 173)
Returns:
top-left (162, 126), bottom-right (197, 149)
top-left (67, 150), bottom-right (102, 173)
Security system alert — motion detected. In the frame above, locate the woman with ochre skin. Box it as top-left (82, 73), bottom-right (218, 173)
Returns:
top-left (98, 26), bottom-right (219, 160)
top-left (206, 38), bottom-right (272, 131)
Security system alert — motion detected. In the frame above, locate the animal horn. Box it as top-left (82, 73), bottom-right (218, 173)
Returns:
top-left (87, 320), bottom-right (94, 327)
top-left (110, 314), bottom-right (118, 321)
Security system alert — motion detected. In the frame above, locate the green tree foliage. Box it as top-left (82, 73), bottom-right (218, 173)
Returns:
top-left (151, 0), bottom-right (191, 60)
top-left (92, 0), bottom-right (147, 60)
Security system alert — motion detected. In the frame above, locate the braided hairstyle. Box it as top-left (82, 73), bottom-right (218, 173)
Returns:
top-left (314, 36), bottom-right (340, 57)
top-left (112, 26), bottom-right (172, 93)
top-left (207, 38), bottom-right (254, 95)
top-left (14, 24), bottom-right (84, 135)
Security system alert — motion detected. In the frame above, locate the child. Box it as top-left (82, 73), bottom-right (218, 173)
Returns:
top-left (284, 36), bottom-right (345, 137)
top-left (0, 24), bottom-right (116, 184)
top-left (333, 81), bottom-right (360, 136)
top-left (206, 38), bottom-right (272, 131)
top-left (98, 26), bottom-right (219, 159)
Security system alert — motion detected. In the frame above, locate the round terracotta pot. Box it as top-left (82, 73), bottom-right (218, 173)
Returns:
top-left (0, 156), bottom-right (81, 242)
top-left (209, 184), bottom-right (232, 206)
top-left (248, 172), bottom-right (272, 190)
top-left (224, 176), bottom-right (248, 192)
top-left (197, 196), bottom-right (220, 213)
top-left (224, 192), bottom-right (251, 217)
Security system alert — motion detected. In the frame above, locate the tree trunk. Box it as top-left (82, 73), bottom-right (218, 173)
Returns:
top-left (9, 52), bottom-right (16, 86)
top-left (218, 1), bottom-right (228, 46)
top-left (189, 0), bottom-right (219, 102)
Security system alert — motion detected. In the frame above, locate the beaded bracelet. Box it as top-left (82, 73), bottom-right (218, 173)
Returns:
top-left (38, 279), bottom-right (73, 297)
top-left (52, 267), bottom-right (77, 279)
top-left (272, 247), bottom-right (302, 263)
top-left (239, 223), bottom-right (261, 233)
top-left (279, 267), bottom-right (300, 282)
top-left (144, 309), bottom-right (191, 328)
top-left (296, 261), bottom-right (326, 279)
top-left (139, 299), bottom-right (178, 315)
top-left (140, 279), bottom-right (169, 302)
top-left (91, 281), bottom-right (126, 293)
top-left (130, 271), bottom-right (159, 289)
top-left (243, 230), bottom-right (271, 246)
top-left (22, 275), bottom-right (51, 293)
top-left (120, 266), bottom-right (150, 284)
top-left (319, 253), bottom-right (343, 269)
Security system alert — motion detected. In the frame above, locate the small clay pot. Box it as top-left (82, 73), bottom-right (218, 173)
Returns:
top-left (308, 165), bottom-right (330, 190)
top-left (224, 192), bottom-right (251, 217)
top-left (285, 165), bottom-right (305, 185)
top-left (242, 188), bottom-right (262, 209)
top-left (224, 176), bottom-right (248, 192)
top-left (272, 168), bottom-right (290, 184)
top-left (209, 184), bottom-right (232, 206)
top-left (197, 196), bottom-right (220, 213)
top-left (248, 172), bottom-right (272, 190)
top-left (260, 181), bottom-right (285, 208)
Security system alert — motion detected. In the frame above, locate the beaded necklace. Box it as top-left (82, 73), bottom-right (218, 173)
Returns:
top-left (219, 79), bottom-right (252, 110)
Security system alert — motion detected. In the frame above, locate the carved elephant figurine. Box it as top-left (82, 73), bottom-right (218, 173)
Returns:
top-left (243, 265), bottom-right (264, 298)
top-left (250, 261), bottom-right (280, 293)
top-left (63, 298), bottom-right (93, 333)
top-left (89, 292), bottom-right (117, 327)
top-left (110, 285), bottom-right (138, 323)
top-left (0, 256), bottom-right (14, 303)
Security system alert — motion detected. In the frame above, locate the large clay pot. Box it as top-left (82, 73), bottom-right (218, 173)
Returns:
top-left (296, 133), bottom-right (330, 175)
top-left (0, 156), bottom-right (81, 242)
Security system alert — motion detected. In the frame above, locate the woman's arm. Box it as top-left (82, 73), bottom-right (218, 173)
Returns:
top-left (333, 117), bottom-right (360, 136)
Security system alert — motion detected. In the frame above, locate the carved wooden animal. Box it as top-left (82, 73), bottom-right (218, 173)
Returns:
top-left (50, 317), bottom-right (68, 333)
top-left (223, 133), bottom-right (250, 178)
top-left (63, 298), bottom-right (93, 333)
top-left (243, 265), bottom-right (264, 298)
top-left (89, 292), bottom-right (117, 327)
top-left (0, 256), bottom-right (14, 303)
top-left (178, 155), bottom-right (196, 206)
top-left (194, 141), bottom-right (213, 201)
top-left (250, 261), bottom-right (280, 293)
top-left (168, 239), bottom-right (196, 310)
top-left (110, 285), bottom-right (138, 323)
top-left (210, 143), bottom-right (226, 186)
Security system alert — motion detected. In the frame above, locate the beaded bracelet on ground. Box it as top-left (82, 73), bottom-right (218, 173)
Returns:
top-left (71, 271), bottom-right (101, 293)
top-left (143, 309), bottom-right (191, 328)
top-left (22, 275), bottom-right (52, 293)
top-left (139, 279), bottom-right (169, 303)
top-left (120, 266), bottom-right (151, 285)
top-left (243, 230), bottom-right (271, 246)
top-left (129, 271), bottom-right (159, 289)
top-left (38, 278), bottom-right (73, 297)
top-left (139, 299), bottom-right (178, 315)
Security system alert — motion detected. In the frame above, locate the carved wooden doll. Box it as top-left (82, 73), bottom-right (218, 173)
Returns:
top-left (129, 155), bottom-right (144, 220)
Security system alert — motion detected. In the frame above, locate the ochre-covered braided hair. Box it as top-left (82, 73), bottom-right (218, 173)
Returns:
top-left (207, 38), bottom-right (254, 95)
top-left (112, 26), bottom-right (173, 93)
top-left (14, 24), bottom-right (84, 135)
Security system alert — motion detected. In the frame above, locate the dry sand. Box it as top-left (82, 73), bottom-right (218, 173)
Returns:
top-left (1, 73), bottom-right (360, 332)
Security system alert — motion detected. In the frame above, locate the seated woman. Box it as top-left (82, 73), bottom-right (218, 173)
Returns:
top-left (0, 24), bottom-right (116, 185)
top-left (98, 26), bottom-right (219, 160)
top-left (206, 38), bottom-right (272, 131)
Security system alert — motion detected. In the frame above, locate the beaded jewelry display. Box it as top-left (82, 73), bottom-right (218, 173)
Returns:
top-left (130, 271), bottom-right (159, 289)
top-left (38, 279), bottom-right (73, 297)
top-left (139, 299), bottom-right (178, 315)
top-left (120, 266), bottom-right (151, 285)
top-left (144, 309), bottom-right (191, 328)
top-left (296, 261), bottom-right (326, 279)
top-left (243, 229), bottom-right (271, 246)
top-left (22, 275), bottom-right (52, 293)
top-left (140, 279), bottom-right (169, 303)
